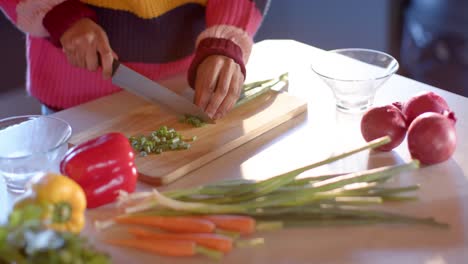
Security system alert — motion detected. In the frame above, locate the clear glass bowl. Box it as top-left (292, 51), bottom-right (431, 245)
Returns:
top-left (311, 48), bottom-right (399, 113)
top-left (0, 115), bottom-right (72, 193)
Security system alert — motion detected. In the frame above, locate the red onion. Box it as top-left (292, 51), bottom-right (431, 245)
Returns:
top-left (407, 112), bottom-right (457, 165)
top-left (392, 101), bottom-right (404, 111)
top-left (361, 105), bottom-right (407, 151)
top-left (402, 91), bottom-right (450, 124)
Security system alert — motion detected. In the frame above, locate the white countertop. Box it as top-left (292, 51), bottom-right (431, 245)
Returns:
top-left (1, 40), bottom-right (467, 264)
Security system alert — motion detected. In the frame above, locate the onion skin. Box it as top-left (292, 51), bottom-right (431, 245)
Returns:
top-left (402, 91), bottom-right (450, 124)
top-left (407, 112), bottom-right (457, 165)
top-left (361, 105), bottom-right (407, 151)
top-left (392, 101), bottom-right (404, 111)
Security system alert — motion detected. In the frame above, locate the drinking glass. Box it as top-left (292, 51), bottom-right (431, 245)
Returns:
top-left (311, 48), bottom-right (399, 113)
top-left (0, 115), bottom-right (72, 193)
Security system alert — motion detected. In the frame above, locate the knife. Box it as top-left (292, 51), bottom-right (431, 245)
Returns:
top-left (111, 60), bottom-right (214, 123)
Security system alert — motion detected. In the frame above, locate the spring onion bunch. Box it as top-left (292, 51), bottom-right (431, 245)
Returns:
top-left (110, 136), bottom-right (447, 230)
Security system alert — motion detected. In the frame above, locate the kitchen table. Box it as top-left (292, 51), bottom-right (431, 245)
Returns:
top-left (1, 40), bottom-right (467, 264)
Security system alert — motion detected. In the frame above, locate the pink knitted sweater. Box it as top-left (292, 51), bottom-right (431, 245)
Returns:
top-left (0, 0), bottom-right (268, 109)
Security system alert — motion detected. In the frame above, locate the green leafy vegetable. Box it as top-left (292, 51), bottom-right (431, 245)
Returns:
top-left (0, 204), bottom-right (110, 264)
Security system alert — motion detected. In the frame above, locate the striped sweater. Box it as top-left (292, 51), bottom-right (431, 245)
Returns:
top-left (0, 0), bottom-right (268, 109)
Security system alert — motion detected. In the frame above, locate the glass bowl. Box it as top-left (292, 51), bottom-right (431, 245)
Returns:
top-left (0, 115), bottom-right (72, 193)
top-left (311, 48), bottom-right (399, 113)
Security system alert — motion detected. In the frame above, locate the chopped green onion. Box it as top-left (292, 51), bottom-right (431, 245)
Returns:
top-left (128, 126), bottom-right (196, 156)
top-left (179, 114), bottom-right (206, 127)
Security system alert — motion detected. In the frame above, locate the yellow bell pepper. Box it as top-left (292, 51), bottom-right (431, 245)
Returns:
top-left (15, 173), bottom-right (87, 233)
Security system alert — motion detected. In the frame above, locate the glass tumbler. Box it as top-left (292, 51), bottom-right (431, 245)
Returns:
top-left (0, 115), bottom-right (72, 193)
top-left (311, 48), bottom-right (399, 113)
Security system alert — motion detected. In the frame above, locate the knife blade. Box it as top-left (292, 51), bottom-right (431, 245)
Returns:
top-left (111, 60), bottom-right (214, 123)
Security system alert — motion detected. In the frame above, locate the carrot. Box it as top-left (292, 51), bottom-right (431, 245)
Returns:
top-left (106, 238), bottom-right (195, 257)
top-left (128, 227), bottom-right (233, 253)
top-left (199, 215), bottom-right (256, 235)
top-left (115, 215), bottom-right (215, 233)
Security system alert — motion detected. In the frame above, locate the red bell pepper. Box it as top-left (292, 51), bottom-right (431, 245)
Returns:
top-left (60, 132), bottom-right (138, 208)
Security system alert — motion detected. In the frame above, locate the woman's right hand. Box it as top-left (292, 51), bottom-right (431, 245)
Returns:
top-left (60, 18), bottom-right (117, 79)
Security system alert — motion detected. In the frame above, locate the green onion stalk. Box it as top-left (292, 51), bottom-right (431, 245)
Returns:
top-left (105, 136), bottom-right (448, 230)
top-left (117, 136), bottom-right (391, 209)
top-left (235, 72), bottom-right (289, 107)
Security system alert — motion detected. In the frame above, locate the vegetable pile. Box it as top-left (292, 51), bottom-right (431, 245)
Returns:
top-left (93, 136), bottom-right (447, 260)
top-left (129, 126), bottom-right (195, 157)
top-left (179, 114), bottom-right (206, 127)
top-left (100, 215), bottom-right (268, 260)
top-left (361, 91), bottom-right (457, 165)
top-left (0, 174), bottom-right (110, 264)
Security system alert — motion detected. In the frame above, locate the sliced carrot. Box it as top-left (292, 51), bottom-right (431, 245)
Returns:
top-left (199, 215), bottom-right (256, 235)
top-left (128, 227), bottom-right (233, 253)
top-left (106, 238), bottom-right (195, 257)
top-left (115, 215), bottom-right (215, 233)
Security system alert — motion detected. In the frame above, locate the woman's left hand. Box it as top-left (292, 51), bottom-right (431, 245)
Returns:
top-left (194, 55), bottom-right (244, 120)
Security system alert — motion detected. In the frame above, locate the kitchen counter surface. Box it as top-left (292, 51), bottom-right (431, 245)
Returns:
top-left (1, 40), bottom-right (467, 264)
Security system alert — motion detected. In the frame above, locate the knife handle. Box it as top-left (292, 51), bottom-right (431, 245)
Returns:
top-left (97, 53), bottom-right (120, 76)
top-left (111, 59), bottom-right (120, 76)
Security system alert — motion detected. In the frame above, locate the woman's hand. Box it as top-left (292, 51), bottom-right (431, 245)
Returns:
top-left (60, 18), bottom-right (117, 79)
top-left (194, 55), bottom-right (244, 119)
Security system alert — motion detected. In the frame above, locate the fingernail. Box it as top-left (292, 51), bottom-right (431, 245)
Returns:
top-left (214, 113), bottom-right (222, 119)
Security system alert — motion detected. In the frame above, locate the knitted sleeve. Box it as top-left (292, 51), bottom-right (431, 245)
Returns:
top-left (0, 0), bottom-right (95, 44)
top-left (187, 0), bottom-right (270, 88)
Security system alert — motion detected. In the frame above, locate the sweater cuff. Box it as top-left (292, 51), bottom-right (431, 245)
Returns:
top-left (43, 0), bottom-right (97, 46)
top-left (188, 38), bottom-right (246, 88)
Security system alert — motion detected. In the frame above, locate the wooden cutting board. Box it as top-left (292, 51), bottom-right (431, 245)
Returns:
top-left (69, 90), bottom-right (307, 185)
